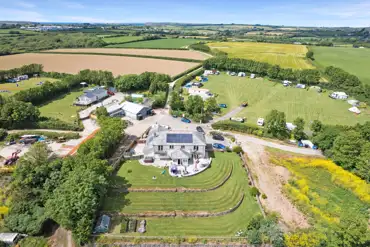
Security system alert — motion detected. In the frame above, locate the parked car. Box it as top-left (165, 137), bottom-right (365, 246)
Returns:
top-left (193, 82), bottom-right (203, 87)
top-left (196, 126), bottom-right (204, 133)
top-left (219, 104), bottom-right (227, 108)
top-left (181, 117), bottom-right (191, 123)
top-left (212, 134), bottom-right (224, 141)
top-left (213, 143), bottom-right (226, 150)
top-left (241, 102), bottom-right (248, 107)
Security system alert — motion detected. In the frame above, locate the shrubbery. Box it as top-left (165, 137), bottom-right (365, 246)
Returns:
top-left (0, 129), bottom-right (7, 141)
top-left (6, 131), bottom-right (80, 142)
top-left (173, 68), bottom-right (204, 92)
top-left (212, 121), bottom-right (263, 136)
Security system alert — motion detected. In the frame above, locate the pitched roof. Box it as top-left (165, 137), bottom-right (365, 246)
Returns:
top-left (152, 131), bottom-right (206, 146)
top-left (169, 149), bottom-right (191, 159)
top-left (121, 101), bottom-right (148, 115)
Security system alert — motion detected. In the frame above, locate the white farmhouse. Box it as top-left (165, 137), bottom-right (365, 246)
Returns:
top-left (75, 86), bottom-right (108, 106)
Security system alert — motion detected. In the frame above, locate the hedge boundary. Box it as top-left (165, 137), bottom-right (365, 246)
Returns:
top-left (6, 130), bottom-right (80, 141)
top-left (212, 121), bottom-right (264, 136)
top-left (38, 51), bottom-right (203, 63)
top-left (171, 64), bottom-right (203, 81)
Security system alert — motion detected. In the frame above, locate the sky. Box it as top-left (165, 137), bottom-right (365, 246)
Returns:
top-left (0, 0), bottom-right (369, 27)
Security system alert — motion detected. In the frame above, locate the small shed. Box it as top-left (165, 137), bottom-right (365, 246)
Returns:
top-left (349, 106), bottom-right (361, 114)
top-left (238, 72), bottom-right (246, 77)
top-left (94, 215), bottom-right (111, 234)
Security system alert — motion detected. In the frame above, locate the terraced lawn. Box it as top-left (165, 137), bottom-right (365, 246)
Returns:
top-left (111, 158), bottom-right (232, 189)
top-left (104, 153), bottom-right (258, 213)
top-left (105, 152), bottom-right (260, 236)
top-left (203, 73), bottom-right (369, 126)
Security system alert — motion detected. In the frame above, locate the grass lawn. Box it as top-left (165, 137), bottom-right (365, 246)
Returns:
top-left (112, 158), bottom-right (232, 189)
top-left (0, 77), bottom-right (59, 95)
top-left (107, 38), bottom-right (199, 49)
top-left (203, 73), bottom-right (369, 126)
top-left (207, 42), bottom-right (313, 69)
top-left (38, 88), bottom-right (84, 123)
top-left (102, 36), bottom-right (144, 44)
top-left (311, 46), bottom-right (370, 85)
top-left (106, 152), bottom-right (260, 236)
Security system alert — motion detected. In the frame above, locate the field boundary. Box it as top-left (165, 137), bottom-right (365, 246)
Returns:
top-left (38, 51), bottom-right (203, 63)
top-left (105, 46), bottom-right (188, 50)
top-left (102, 193), bottom-right (244, 218)
top-left (112, 163), bottom-right (233, 193)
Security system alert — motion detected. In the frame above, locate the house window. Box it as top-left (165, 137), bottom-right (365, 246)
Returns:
top-left (181, 145), bottom-right (185, 149)
top-left (170, 145), bottom-right (174, 149)
top-left (194, 146), bottom-right (199, 151)
top-left (158, 145), bottom-right (163, 151)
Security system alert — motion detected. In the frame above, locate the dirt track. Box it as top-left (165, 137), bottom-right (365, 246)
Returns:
top-left (45, 48), bottom-right (208, 60)
top-left (0, 53), bottom-right (199, 76)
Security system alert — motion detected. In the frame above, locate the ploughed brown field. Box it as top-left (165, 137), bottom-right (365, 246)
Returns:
top-left (43, 48), bottom-right (209, 60)
top-left (0, 53), bottom-right (199, 76)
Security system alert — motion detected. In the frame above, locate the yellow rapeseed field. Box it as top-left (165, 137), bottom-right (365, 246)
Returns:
top-left (208, 41), bottom-right (313, 69)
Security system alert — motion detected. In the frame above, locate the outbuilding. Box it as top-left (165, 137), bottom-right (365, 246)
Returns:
top-left (75, 86), bottom-right (108, 106)
top-left (106, 104), bottom-right (125, 117)
top-left (121, 101), bottom-right (151, 120)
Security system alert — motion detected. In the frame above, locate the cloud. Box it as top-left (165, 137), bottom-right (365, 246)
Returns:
top-left (0, 8), bottom-right (48, 22)
top-left (56, 16), bottom-right (121, 23)
top-left (62, 1), bottom-right (85, 9)
top-left (16, 1), bottom-right (36, 8)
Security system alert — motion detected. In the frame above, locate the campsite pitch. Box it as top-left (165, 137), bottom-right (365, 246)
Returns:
top-left (203, 73), bottom-right (369, 126)
top-left (208, 42), bottom-right (313, 69)
top-left (44, 48), bottom-right (208, 60)
top-left (0, 53), bottom-right (199, 77)
top-left (0, 77), bottom-right (59, 95)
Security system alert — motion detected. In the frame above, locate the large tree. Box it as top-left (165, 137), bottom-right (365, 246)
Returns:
top-left (185, 95), bottom-right (204, 116)
top-left (204, 97), bottom-right (220, 114)
top-left (292, 117), bottom-right (306, 140)
top-left (265, 109), bottom-right (288, 139)
top-left (169, 91), bottom-right (184, 111)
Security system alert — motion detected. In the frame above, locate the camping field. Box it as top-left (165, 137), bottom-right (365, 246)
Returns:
top-left (0, 53), bottom-right (199, 77)
top-left (107, 38), bottom-right (200, 49)
top-left (105, 153), bottom-right (261, 236)
top-left (0, 77), bottom-right (59, 95)
top-left (311, 46), bottom-right (370, 85)
top-left (102, 35), bottom-right (144, 44)
top-left (207, 42), bottom-right (313, 69)
top-left (203, 73), bottom-right (369, 126)
top-left (39, 88), bottom-right (84, 123)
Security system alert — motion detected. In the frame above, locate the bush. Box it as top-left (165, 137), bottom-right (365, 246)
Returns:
top-left (232, 146), bottom-right (243, 154)
top-left (250, 187), bottom-right (260, 197)
top-left (173, 68), bottom-right (204, 92)
top-left (212, 121), bottom-right (262, 135)
top-left (6, 131), bottom-right (80, 141)
top-left (262, 194), bottom-right (267, 199)
top-left (0, 129), bottom-right (7, 141)
top-left (36, 117), bottom-right (83, 131)
top-left (226, 147), bottom-right (232, 152)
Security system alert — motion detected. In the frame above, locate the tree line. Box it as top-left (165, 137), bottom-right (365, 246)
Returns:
top-left (5, 116), bottom-right (125, 243)
top-left (203, 57), bottom-right (321, 85)
top-left (0, 64), bottom-right (43, 81)
top-left (0, 33), bottom-right (105, 55)
top-left (324, 66), bottom-right (370, 103)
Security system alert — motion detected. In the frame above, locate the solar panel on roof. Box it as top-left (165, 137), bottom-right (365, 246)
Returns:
top-left (166, 133), bottom-right (193, 143)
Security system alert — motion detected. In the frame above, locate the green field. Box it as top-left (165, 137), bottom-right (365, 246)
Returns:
top-left (0, 28), bottom-right (38, 35)
top-left (102, 35), bottom-right (144, 44)
top-left (203, 73), bottom-right (369, 126)
top-left (107, 38), bottom-right (200, 49)
top-left (0, 77), bottom-right (59, 95)
top-left (39, 88), bottom-right (84, 123)
top-left (105, 153), bottom-right (261, 236)
top-left (208, 42), bottom-right (313, 69)
top-left (311, 46), bottom-right (370, 85)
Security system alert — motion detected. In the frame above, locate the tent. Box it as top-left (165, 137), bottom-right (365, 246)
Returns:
top-left (347, 100), bottom-right (360, 106)
top-left (250, 74), bottom-right (256, 79)
top-left (238, 72), bottom-right (246, 77)
top-left (348, 107), bottom-right (361, 114)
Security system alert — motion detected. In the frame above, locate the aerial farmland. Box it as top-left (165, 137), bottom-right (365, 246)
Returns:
top-left (208, 41), bottom-right (313, 69)
top-left (0, 53), bottom-right (199, 76)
